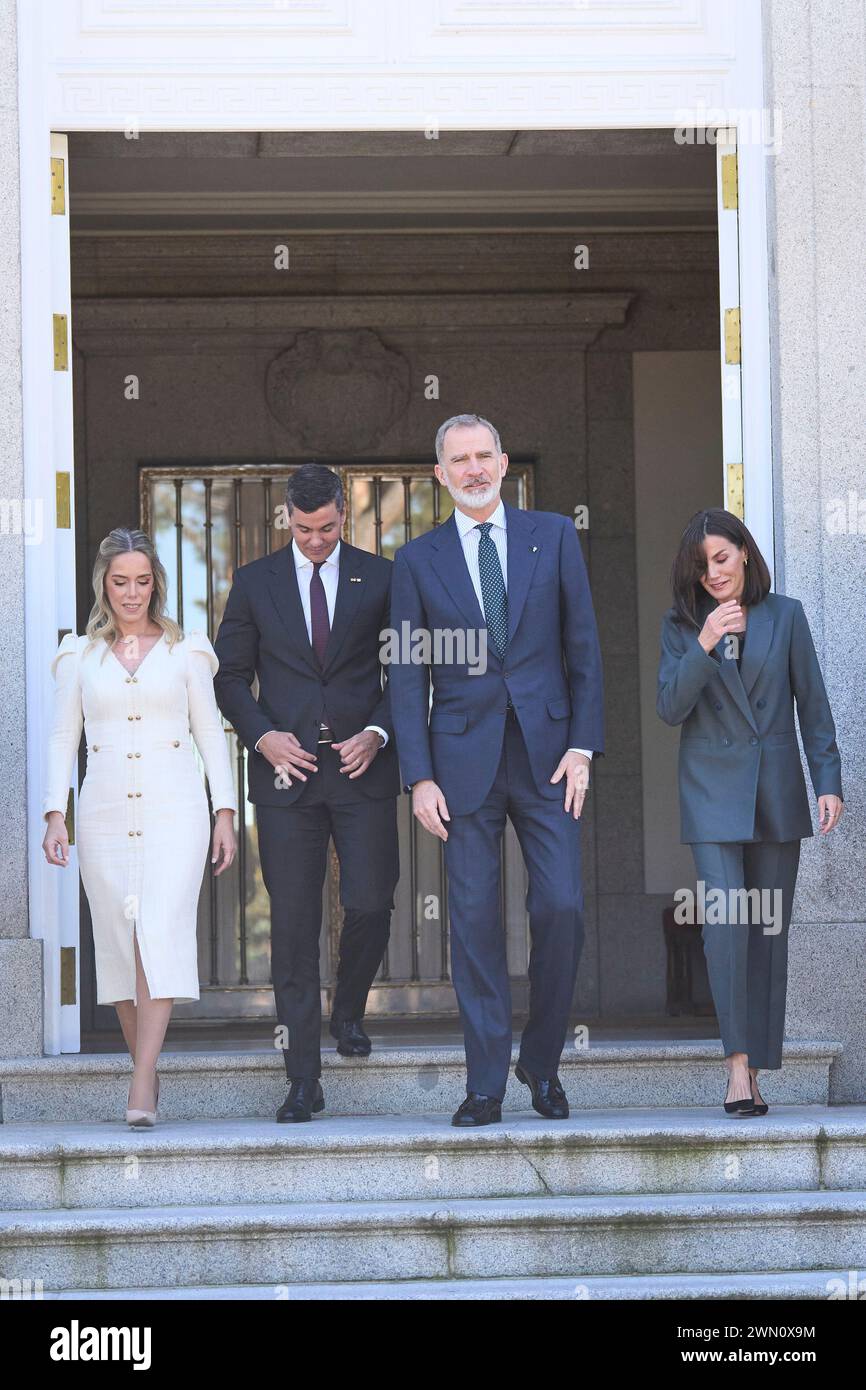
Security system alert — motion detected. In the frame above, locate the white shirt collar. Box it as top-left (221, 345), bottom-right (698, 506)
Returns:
top-left (453, 498), bottom-right (506, 538)
top-left (292, 537), bottom-right (341, 570)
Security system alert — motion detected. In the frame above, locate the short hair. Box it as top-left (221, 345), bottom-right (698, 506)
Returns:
top-left (285, 463), bottom-right (344, 516)
top-left (435, 414), bottom-right (502, 465)
top-left (670, 507), bottom-right (772, 630)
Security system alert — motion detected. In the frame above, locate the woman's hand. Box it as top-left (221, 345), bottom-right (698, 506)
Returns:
top-left (698, 599), bottom-right (746, 653)
top-left (817, 795), bottom-right (843, 834)
top-left (42, 811), bottom-right (70, 867)
top-left (211, 808), bottom-right (237, 875)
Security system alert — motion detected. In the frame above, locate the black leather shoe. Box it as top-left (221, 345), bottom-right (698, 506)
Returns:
top-left (276, 1078), bottom-right (325, 1123)
top-left (515, 1063), bottom-right (569, 1119)
top-left (329, 1018), bottom-right (372, 1057)
top-left (451, 1093), bottom-right (502, 1127)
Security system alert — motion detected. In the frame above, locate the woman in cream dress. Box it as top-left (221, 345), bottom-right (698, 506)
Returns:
top-left (42, 527), bottom-right (237, 1125)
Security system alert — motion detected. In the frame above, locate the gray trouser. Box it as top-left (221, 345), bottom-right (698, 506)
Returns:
top-left (689, 839), bottom-right (801, 1070)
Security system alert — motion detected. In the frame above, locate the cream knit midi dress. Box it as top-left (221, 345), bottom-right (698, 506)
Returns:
top-left (42, 631), bottom-right (238, 1004)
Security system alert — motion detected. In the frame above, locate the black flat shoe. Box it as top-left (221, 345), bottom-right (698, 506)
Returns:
top-left (329, 1018), bottom-right (372, 1057)
top-left (451, 1093), bottom-right (502, 1127)
top-left (724, 1085), bottom-right (757, 1116)
top-left (515, 1063), bottom-right (569, 1119)
top-left (277, 1078), bottom-right (325, 1123)
top-left (749, 1076), bottom-right (769, 1115)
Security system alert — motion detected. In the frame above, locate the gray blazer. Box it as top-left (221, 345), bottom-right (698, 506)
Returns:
top-left (657, 592), bottom-right (842, 843)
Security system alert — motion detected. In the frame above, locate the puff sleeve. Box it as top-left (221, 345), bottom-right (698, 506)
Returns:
top-left (185, 631), bottom-right (238, 814)
top-left (42, 633), bottom-right (84, 821)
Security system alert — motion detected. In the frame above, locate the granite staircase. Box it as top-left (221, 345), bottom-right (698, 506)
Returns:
top-left (1, 1040), bottom-right (864, 1300)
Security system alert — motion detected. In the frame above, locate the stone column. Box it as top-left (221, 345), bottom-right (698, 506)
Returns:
top-left (764, 0), bottom-right (866, 1100)
top-left (0, 0), bottom-right (42, 1057)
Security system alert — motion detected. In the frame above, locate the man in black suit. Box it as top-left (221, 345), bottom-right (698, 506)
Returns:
top-left (213, 464), bottom-right (399, 1122)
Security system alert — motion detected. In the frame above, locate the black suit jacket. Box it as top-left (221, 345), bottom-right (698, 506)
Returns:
top-left (213, 540), bottom-right (399, 806)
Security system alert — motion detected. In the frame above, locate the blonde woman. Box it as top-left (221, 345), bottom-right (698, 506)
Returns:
top-left (41, 528), bottom-right (237, 1126)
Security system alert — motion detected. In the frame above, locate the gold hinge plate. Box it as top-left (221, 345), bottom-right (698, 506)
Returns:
top-left (727, 463), bottom-right (744, 519)
top-left (56, 472), bottom-right (71, 529)
top-left (51, 156), bottom-right (66, 215)
top-left (721, 153), bottom-right (738, 210)
top-left (60, 946), bottom-right (77, 1006)
top-left (724, 307), bottom-right (741, 364)
top-left (53, 313), bottom-right (68, 370)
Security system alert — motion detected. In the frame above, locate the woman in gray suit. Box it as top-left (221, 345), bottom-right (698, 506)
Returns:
top-left (657, 509), bottom-right (843, 1116)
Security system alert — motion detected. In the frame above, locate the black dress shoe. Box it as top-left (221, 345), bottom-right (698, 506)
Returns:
top-left (276, 1078), bottom-right (325, 1123)
top-left (515, 1063), bottom-right (569, 1119)
top-left (451, 1093), bottom-right (502, 1127)
top-left (329, 1018), bottom-right (372, 1057)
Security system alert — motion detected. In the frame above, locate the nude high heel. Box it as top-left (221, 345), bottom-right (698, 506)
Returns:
top-left (126, 1072), bottom-right (159, 1128)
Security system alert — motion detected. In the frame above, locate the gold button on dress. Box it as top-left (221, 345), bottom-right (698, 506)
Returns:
top-left (42, 631), bottom-right (237, 1005)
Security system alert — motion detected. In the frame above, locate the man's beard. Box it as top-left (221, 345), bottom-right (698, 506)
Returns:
top-left (447, 477), bottom-right (501, 510)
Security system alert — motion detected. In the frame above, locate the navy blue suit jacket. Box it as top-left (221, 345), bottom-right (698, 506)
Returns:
top-left (389, 504), bottom-right (605, 817)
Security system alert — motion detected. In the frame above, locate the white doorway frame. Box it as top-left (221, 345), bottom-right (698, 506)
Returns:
top-left (18, 0), bottom-right (774, 1051)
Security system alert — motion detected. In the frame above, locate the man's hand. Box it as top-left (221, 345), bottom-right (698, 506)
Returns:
top-left (817, 794), bottom-right (843, 834)
top-left (332, 729), bottom-right (383, 780)
top-left (257, 730), bottom-right (318, 786)
top-left (550, 750), bottom-right (591, 819)
top-left (412, 779), bottom-right (451, 841)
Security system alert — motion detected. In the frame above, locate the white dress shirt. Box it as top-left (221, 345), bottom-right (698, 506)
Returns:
top-left (254, 537), bottom-right (387, 752)
top-left (453, 501), bottom-right (593, 762)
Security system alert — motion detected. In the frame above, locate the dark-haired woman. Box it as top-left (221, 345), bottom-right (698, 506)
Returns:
top-left (657, 509), bottom-right (843, 1115)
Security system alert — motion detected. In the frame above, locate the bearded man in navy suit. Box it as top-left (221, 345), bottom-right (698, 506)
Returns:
top-left (389, 415), bottom-right (605, 1126)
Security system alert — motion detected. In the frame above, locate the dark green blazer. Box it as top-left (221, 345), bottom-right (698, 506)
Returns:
top-left (657, 592), bottom-right (842, 843)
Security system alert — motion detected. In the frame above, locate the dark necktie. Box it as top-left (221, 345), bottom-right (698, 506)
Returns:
top-left (309, 561), bottom-right (330, 667)
top-left (476, 521), bottom-right (508, 659)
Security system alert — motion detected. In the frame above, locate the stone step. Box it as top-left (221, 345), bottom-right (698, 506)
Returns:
top-left (0, 1039), bottom-right (841, 1123)
top-left (42, 1270), bottom-right (862, 1300)
top-left (3, 1107), bottom-right (866, 1211)
top-left (2, 1189), bottom-right (865, 1291)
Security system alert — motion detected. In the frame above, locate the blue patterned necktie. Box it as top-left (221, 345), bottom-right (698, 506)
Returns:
top-left (476, 521), bottom-right (508, 659)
